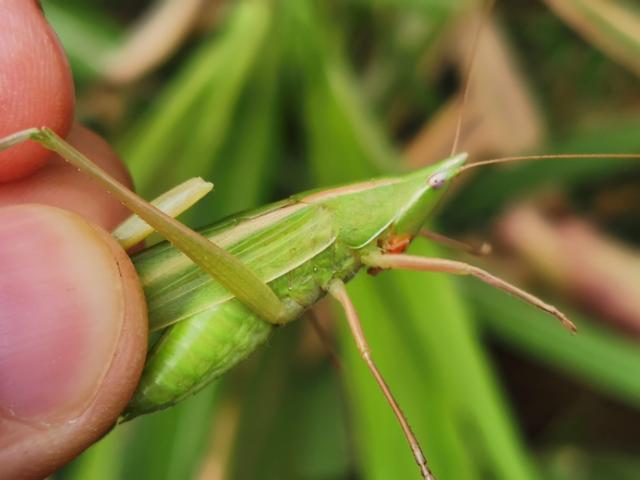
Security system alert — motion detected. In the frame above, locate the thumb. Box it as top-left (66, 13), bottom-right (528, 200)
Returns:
top-left (0, 204), bottom-right (147, 479)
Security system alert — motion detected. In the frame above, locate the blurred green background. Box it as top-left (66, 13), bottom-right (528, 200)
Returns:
top-left (44, 0), bottom-right (640, 479)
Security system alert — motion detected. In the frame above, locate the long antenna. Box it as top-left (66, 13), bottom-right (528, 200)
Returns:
top-left (459, 153), bottom-right (640, 173)
top-left (449, 0), bottom-right (496, 156)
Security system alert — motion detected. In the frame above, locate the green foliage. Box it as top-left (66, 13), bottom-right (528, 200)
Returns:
top-left (45, 0), bottom-right (640, 478)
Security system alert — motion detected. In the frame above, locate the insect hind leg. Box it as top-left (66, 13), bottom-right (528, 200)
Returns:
top-left (113, 177), bottom-right (213, 248)
top-left (0, 127), bottom-right (287, 324)
top-left (0, 128), bottom-right (44, 153)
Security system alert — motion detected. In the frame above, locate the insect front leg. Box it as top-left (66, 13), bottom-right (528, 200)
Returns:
top-left (381, 231), bottom-right (490, 257)
top-left (329, 279), bottom-right (435, 480)
top-left (365, 252), bottom-right (577, 332)
top-left (418, 230), bottom-right (492, 257)
top-left (0, 128), bottom-right (286, 324)
top-left (306, 310), bottom-right (343, 371)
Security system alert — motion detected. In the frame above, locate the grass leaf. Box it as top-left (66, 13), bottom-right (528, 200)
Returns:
top-left (544, 0), bottom-right (640, 76)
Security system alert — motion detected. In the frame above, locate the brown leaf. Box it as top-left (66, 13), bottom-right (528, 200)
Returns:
top-left (544, 0), bottom-right (640, 77)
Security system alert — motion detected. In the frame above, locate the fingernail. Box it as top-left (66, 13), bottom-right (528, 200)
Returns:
top-left (0, 205), bottom-right (124, 423)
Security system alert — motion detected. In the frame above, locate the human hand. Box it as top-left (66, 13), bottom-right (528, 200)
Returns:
top-left (0, 2), bottom-right (148, 478)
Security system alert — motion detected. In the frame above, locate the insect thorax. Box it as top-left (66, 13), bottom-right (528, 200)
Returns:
top-left (269, 239), bottom-right (361, 323)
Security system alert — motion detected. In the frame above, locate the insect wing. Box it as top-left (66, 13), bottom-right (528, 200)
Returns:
top-left (136, 202), bottom-right (337, 331)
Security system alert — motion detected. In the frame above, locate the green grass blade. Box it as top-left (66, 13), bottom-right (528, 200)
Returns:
top-left (290, 0), bottom-right (539, 477)
top-left (120, 383), bottom-right (219, 480)
top-left (225, 324), bottom-right (350, 479)
top-left (63, 429), bottom-right (124, 480)
top-left (183, 34), bottom-right (282, 225)
top-left (394, 243), bottom-right (539, 480)
top-left (340, 272), bottom-right (479, 479)
top-left (42, 1), bottom-right (121, 83)
top-left (121, 0), bottom-right (271, 196)
top-left (468, 280), bottom-right (640, 408)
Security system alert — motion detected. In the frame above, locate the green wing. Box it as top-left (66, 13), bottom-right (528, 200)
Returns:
top-left (134, 201), bottom-right (337, 331)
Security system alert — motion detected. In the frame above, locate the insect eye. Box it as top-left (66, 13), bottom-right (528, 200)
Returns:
top-left (428, 172), bottom-right (447, 189)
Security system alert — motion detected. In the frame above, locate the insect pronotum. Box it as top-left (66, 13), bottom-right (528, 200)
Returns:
top-left (2, 5), bottom-right (639, 480)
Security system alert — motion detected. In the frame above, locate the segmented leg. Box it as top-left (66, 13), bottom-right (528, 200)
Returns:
top-left (419, 229), bottom-right (492, 257)
top-left (366, 253), bottom-right (576, 332)
top-left (0, 128), bottom-right (285, 324)
top-left (113, 177), bottom-right (213, 248)
top-left (329, 280), bottom-right (435, 480)
top-left (307, 310), bottom-right (342, 371)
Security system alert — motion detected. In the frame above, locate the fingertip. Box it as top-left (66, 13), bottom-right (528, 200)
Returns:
top-left (0, 0), bottom-right (74, 182)
top-left (0, 205), bottom-right (147, 478)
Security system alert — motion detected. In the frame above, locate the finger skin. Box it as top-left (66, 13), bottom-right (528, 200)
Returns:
top-left (0, 205), bottom-right (147, 479)
top-left (0, 3), bottom-right (148, 476)
top-left (0, 0), bottom-right (74, 182)
top-left (0, 124), bottom-right (134, 230)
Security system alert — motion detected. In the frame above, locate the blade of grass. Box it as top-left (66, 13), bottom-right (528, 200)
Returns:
top-left (360, 0), bottom-right (467, 113)
top-left (340, 273), bottom-right (478, 479)
top-left (42, 1), bottom-right (121, 83)
top-left (286, 1), bottom-right (475, 475)
top-left (63, 428), bottom-right (124, 480)
top-left (395, 243), bottom-right (540, 480)
top-left (289, 0), bottom-right (539, 477)
top-left (63, 383), bottom-right (219, 480)
top-left (467, 280), bottom-right (640, 408)
top-left (226, 324), bottom-right (302, 480)
top-left (120, 382), bottom-right (220, 480)
top-left (121, 0), bottom-right (271, 197)
top-left (183, 34), bottom-right (281, 225)
top-left (224, 324), bottom-right (351, 480)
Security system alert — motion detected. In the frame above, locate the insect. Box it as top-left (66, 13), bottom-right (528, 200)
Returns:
top-left (4, 126), bottom-right (635, 479)
top-left (3, 2), bottom-right (639, 478)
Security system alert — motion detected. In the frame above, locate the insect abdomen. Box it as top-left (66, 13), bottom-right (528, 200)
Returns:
top-left (125, 240), bottom-right (360, 418)
top-left (124, 298), bottom-right (272, 417)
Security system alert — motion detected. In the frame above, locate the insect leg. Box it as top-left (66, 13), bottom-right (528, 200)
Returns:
top-left (329, 279), bottom-right (435, 480)
top-left (419, 230), bottom-right (492, 257)
top-left (306, 310), bottom-right (342, 371)
top-left (113, 177), bottom-right (213, 248)
top-left (366, 253), bottom-right (576, 332)
top-left (0, 128), bottom-right (286, 324)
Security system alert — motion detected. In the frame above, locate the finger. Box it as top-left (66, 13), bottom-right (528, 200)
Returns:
top-left (0, 124), bottom-right (132, 231)
top-left (0, 205), bottom-right (147, 479)
top-left (0, 0), bottom-right (74, 182)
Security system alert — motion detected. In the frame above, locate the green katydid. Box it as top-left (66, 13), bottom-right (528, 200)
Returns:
top-left (4, 128), bottom-right (637, 479)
